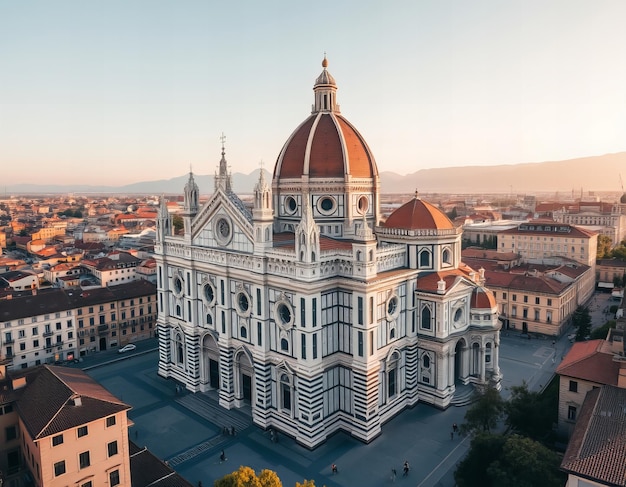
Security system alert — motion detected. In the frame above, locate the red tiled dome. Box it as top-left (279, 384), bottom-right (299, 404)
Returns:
top-left (274, 113), bottom-right (376, 179)
top-left (273, 57), bottom-right (378, 181)
top-left (384, 196), bottom-right (454, 230)
top-left (470, 287), bottom-right (497, 310)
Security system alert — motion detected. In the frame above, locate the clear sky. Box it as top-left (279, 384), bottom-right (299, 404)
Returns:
top-left (1, 0), bottom-right (625, 186)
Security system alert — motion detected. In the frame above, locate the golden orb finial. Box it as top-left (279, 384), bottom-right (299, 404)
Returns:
top-left (322, 53), bottom-right (328, 68)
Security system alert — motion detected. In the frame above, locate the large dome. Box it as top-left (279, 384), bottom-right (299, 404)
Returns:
top-left (384, 194), bottom-right (454, 231)
top-left (273, 57), bottom-right (378, 181)
top-left (621, 192), bottom-right (626, 204)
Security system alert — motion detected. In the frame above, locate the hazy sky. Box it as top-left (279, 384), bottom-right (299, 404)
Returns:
top-left (2, 1), bottom-right (626, 186)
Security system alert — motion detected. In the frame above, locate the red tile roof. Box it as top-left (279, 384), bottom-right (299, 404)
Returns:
top-left (384, 196), bottom-right (454, 231)
top-left (556, 340), bottom-right (619, 386)
top-left (561, 385), bottom-right (626, 486)
top-left (16, 365), bottom-right (130, 440)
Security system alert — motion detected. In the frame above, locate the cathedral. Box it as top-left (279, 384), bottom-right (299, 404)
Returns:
top-left (155, 57), bottom-right (501, 448)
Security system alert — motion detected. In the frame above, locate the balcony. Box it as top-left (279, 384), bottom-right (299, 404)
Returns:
top-left (43, 331), bottom-right (53, 337)
top-left (3, 338), bottom-right (14, 344)
top-left (97, 324), bottom-right (109, 332)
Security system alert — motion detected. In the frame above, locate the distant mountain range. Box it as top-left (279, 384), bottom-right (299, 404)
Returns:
top-left (4, 152), bottom-right (626, 195)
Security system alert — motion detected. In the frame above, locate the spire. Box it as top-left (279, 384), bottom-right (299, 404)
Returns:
top-left (312, 55), bottom-right (339, 114)
top-left (295, 193), bottom-right (320, 263)
top-left (215, 133), bottom-right (233, 193)
top-left (184, 170), bottom-right (199, 214)
top-left (156, 194), bottom-right (171, 240)
top-left (356, 211), bottom-right (375, 241)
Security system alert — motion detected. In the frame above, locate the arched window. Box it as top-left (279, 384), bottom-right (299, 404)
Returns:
top-left (390, 328), bottom-right (396, 340)
top-left (423, 354), bottom-right (430, 368)
top-left (485, 342), bottom-right (492, 364)
top-left (356, 250), bottom-right (362, 261)
top-left (280, 338), bottom-right (289, 351)
top-left (206, 313), bottom-right (212, 325)
top-left (419, 249), bottom-right (431, 267)
top-left (421, 306), bottom-right (431, 330)
top-left (175, 333), bottom-right (184, 364)
top-left (387, 352), bottom-right (400, 399)
top-left (240, 326), bottom-right (247, 339)
top-left (176, 304), bottom-right (181, 317)
top-left (280, 374), bottom-right (292, 411)
top-left (442, 248), bottom-right (451, 265)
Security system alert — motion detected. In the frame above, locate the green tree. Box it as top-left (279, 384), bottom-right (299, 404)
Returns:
top-left (454, 433), bottom-right (506, 487)
top-left (487, 435), bottom-right (565, 487)
top-left (460, 385), bottom-right (505, 435)
top-left (172, 214), bottom-right (184, 234)
top-left (572, 306), bottom-right (591, 341)
top-left (596, 235), bottom-right (612, 258)
top-left (590, 320), bottom-right (616, 340)
top-left (505, 381), bottom-right (554, 442)
top-left (214, 466), bottom-right (282, 487)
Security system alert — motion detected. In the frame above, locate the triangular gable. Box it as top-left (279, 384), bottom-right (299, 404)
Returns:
top-left (190, 189), bottom-right (254, 249)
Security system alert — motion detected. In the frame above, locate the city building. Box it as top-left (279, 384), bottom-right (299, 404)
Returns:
top-left (80, 251), bottom-right (142, 287)
top-left (0, 281), bottom-right (156, 369)
top-left (555, 339), bottom-right (625, 438)
top-left (155, 58), bottom-right (501, 448)
top-left (553, 197), bottom-right (626, 247)
top-left (498, 220), bottom-right (598, 268)
top-left (560, 385), bottom-right (626, 487)
top-left (0, 361), bottom-right (193, 487)
top-left (17, 365), bottom-right (133, 487)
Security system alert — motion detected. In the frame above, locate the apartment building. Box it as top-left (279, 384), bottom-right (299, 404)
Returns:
top-left (553, 199), bottom-right (626, 247)
top-left (556, 338), bottom-right (625, 438)
top-left (0, 281), bottom-right (156, 369)
top-left (17, 365), bottom-right (133, 487)
top-left (498, 220), bottom-right (598, 268)
top-left (71, 280), bottom-right (157, 354)
top-left (80, 252), bottom-right (142, 287)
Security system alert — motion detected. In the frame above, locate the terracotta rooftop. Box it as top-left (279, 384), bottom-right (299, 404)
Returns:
top-left (16, 365), bottom-right (130, 440)
top-left (556, 340), bottom-right (620, 386)
top-left (561, 385), bottom-right (626, 486)
top-left (384, 196), bottom-right (454, 231)
top-left (273, 232), bottom-right (354, 251)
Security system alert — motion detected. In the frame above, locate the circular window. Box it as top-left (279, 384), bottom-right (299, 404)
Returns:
top-left (237, 293), bottom-right (250, 313)
top-left (215, 217), bottom-right (232, 245)
top-left (274, 300), bottom-right (294, 329)
top-left (317, 196), bottom-right (336, 215)
top-left (386, 295), bottom-right (400, 320)
top-left (357, 195), bottom-right (369, 214)
top-left (173, 276), bottom-right (183, 297)
top-left (284, 196), bottom-right (297, 215)
top-left (202, 283), bottom-right (215, 305)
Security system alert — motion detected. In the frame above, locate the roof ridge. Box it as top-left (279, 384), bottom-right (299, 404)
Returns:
top-left (34, 367), bottom-right (75, 439)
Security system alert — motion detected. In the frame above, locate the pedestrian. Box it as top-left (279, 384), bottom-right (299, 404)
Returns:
top-left (403, 461), bottom-right (410, 477)
top-left (219, 450), bottom-right (226, 463)
top-left (230, 425), bottom-right (236, 436)
top-left (391, 468), bottom-right (397, 482)
top-left (453, 422), bottom-right (458, 433)
top-left (331, 463), bottom-right (338, 474)
top-left (198, 482), bottom-right (203, 487)
top-left (450, 430), bottom-right (454, 440)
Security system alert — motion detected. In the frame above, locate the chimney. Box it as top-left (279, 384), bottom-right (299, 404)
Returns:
top-left (73, 396), bottom-right (82, 407)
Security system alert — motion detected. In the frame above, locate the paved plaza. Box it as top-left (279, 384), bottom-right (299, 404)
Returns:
top-left (84, 292), bottom-right (612, 486)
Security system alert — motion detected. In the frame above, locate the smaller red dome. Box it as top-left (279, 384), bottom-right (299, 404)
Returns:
top-left (384, 196), bottom-right (454, 231)
top-left (470, 287), bottom-right (497, 310)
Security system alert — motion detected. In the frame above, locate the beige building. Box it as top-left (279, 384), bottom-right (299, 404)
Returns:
top-left (556, 338), bottom-right (625, 438)
top-left (17, 365), bottom-right (132, 487)
top-left (498, 220), bottom-right (598, 269)
top-left (553, 198), bottom-right (626, 248)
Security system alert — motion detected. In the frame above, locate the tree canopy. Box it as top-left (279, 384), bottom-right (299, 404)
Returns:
top-left (214, 466), bottom-right (282, 487)
top-left (572, 306), bottom-right (592, 341)
top-left (455, 434), bottom-right (564, 487)
top-left (505, 381), bottom-right (555, 442)
top-left (460, 385), bottom-right (505, 435)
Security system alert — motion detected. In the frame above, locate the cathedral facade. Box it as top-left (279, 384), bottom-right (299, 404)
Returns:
top-left (155, 58), bottom-right (501, 448)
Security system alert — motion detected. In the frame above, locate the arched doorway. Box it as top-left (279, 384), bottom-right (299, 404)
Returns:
top-left (454, 339), bottom-right (467, 383)
top-left (202, 334), bottom-right (220, 390)
top-left (234, 349), bottom-right (254, 406)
